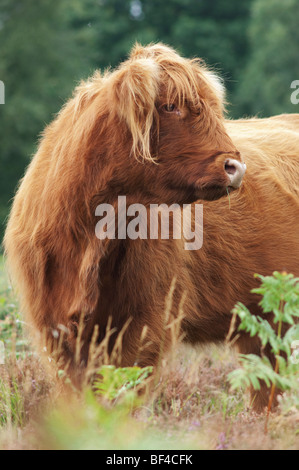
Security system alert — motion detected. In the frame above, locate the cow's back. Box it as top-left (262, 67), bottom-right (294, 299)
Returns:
top-left (189, 114), bottom-right (299, 322)
top-left (225, 114), bottom-right (299, 201)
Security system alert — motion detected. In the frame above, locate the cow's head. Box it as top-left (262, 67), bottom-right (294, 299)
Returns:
top-left (101, 43), bottom-right (246, 205)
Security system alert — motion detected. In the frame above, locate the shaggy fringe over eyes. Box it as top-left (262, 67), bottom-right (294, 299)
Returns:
top-left (112, 42), bottom-right (225, 161)
top-left (67, 43), bottom-right (225, 163)
top-left (113, 57), bottom-right (160, 162)
top-left (130, 43), bottom-right (225, 107)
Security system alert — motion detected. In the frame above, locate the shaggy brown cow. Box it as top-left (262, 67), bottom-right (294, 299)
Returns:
top-left (4, 43), bottom-right (299, 412)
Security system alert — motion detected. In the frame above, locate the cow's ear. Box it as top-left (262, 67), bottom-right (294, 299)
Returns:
top-left (112, 57), bottom-right (160, 161)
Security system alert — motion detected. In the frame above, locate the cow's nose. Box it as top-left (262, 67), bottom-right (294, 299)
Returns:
top-left (224, 159), bottom-right (246, 188)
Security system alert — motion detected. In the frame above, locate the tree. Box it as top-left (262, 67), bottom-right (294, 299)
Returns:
top-left (236, 0), bottom-right (299, 117)
top-left (0, 0), bottom-right (92, 239)
top-left (81, 0), bottom-right (252, 108)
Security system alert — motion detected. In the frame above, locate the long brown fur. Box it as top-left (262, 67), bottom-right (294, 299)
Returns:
top-left (4, 43), bottom-right (299, 412)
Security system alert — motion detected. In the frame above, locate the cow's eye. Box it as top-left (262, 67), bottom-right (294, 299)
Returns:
top-left (162, 104), bottom-right (176, 112)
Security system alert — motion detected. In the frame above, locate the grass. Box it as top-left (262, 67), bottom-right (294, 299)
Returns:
top-left (0, 255), bottom-right (298, 450)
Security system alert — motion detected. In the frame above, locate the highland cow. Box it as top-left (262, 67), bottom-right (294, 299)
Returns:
top-left (4, 43), bottom-right (299, 411)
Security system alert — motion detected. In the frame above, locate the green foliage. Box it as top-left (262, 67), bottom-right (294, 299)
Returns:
top-left (229, 272), bottom-right (299, 407)
top-left (0, 378), bottom-right (25, 427)
top-left (81, 0), bottom-right (252, 91)
top-left (0, 256), bottom-right (298, 449)
top-left (39, 389), bottom-right (200, 451)
top-left (40, 364), bottom-right (202, 450)
top-left (236, 0), bottom-right (299, 117)
top-left (94, 364), bottom-right (153, 402)
top-left (0, 256), bottom-right (27, 357)
top-left (0, 0), bottom-right (93, 240)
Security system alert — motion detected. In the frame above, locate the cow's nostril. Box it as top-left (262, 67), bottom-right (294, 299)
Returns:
top-left (224, 161), bottom-right (237, 175)
top-left (224, 158), bottom-right (246, 189)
